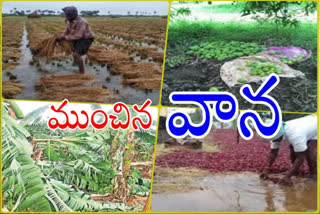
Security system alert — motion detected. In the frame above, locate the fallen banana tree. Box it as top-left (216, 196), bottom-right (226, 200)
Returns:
top-left (2, 101), bottom-right (155, 212)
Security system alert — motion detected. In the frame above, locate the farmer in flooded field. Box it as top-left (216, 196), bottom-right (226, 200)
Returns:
top-left (260, 115), bottom-right (317, 185)
top-left (57, 6), bottom-right (94, 74)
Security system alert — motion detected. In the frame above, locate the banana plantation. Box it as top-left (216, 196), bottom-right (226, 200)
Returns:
top-left (2, 101), bottom-right (156, 212)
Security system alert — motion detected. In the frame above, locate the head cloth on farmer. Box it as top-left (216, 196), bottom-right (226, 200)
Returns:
top-left (62, 6), bottom-right (78, 19)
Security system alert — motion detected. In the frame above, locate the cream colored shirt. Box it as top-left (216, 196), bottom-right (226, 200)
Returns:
top-left (270, 115), bottom-right (317, 152)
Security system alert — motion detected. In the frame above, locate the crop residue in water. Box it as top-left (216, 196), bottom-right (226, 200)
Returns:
top-left (3, 17), bottom-right (166, 104)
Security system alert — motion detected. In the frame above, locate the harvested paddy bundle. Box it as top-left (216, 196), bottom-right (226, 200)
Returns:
top-left (2, 62), bottom-right (20, 73)
top-left (87, 45), bottom-right (131, 65)
top-left (33, 37), bottom-right (73, 58)
top-left (37, 73), bottom-right (94, 87)
top-left (122, 77), bottom-right (160, 90)
top-left (2, 81), bottom-right (25, 98)
top-left (111, 62), bottom-right (162, 90)
top-left (36, 74), bottom-right (110, 102)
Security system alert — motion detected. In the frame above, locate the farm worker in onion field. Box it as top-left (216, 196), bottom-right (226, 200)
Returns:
top-left (57, 6), bottom-right (94, 74)
top-left (260, 115), bottom-right (317, 185)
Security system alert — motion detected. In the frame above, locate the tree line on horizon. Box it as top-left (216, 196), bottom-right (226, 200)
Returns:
top-left (3, 8), bottom-right (165, 17)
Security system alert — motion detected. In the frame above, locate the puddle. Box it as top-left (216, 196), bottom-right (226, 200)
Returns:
top-left (130, 51), bottom-right (153, 63)
top-left (151, 172), bottom-right (317, 212)
top-left (3, 25), bottom-right (159, 104)
top-left (136, 41), bottom-right (158, 48)
top-left (100, 32), bottom-right (163, 49)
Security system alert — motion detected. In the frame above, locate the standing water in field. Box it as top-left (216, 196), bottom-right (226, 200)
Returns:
top-left (2, 25), bottom-right (160, 104)
top-left (2, 25), bottom-right (40, 99)
top-left (153, 128), bottom-right (317, 212)
top-left (151, 172), bottom-right (317, 212)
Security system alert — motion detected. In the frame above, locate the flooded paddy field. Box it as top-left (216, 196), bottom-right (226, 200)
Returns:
top-left (2, 16), bottom-right (166, 104)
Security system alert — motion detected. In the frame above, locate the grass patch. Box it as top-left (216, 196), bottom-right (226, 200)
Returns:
top-left (166, 20), bottom-right (317, 63)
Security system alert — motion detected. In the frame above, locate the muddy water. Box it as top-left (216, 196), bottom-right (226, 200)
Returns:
top-left (3, 25), bottom-right (159, 104)
top-left (130, 51), bottom-right (153, 63)
top-left (106, 33), bottom-right (162, 49)
top-left (98, 32), bottom-right (164, 62)
top-left (151, 172), bottom-right (317, 212)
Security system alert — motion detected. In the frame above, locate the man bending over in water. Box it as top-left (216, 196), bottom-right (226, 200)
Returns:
top-left (260, 115), bottom-right (317, 185)
top-left (57, 6), bottom-right (94, 73)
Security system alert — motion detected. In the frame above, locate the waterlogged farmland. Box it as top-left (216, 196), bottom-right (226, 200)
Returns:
top-left (2, 16), bottom-right (167, 104)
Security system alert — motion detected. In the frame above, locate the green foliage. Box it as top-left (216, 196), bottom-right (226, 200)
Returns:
top-left (241, 1), bottom-right (317, 28)
top-left (246, 60), bottom-right (283, 77)
top-left (196, 2), bottom-right (246, 13)
top-left (169, 21), bottom-right (316, 50)
top-left (132, 181), bottom-right (150, 196)
top-left (129, 177), bottom-right (151, 197)
top-left (237, 66), bottom-right (245, 71)
top-left (135, 130), bottom-right (155, 145)
top-left (2, 107), bottom-right (52, 212)
top-left (2, 104), bottom-right (156, 212)
top-left (45, 178), bottom-right (132, 212)
top-left (170, 7), bottom-right (192, 20)
top-left (166, 20), bottom-right (316, 66)
top-left (44, 145), bottom-right (60, 161)
top-left (9, 101), bottom-right (24, 118)
top-left (166, 55), bottom-right (188, 68)
top-left (188, 41), bottom-right (266, 61)
top-left (209, 87), bottom-right (219, 92)
top-left (237, 78), bottom-right (247, 83)
top-left (279, 54), bottom-right (305, 64)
